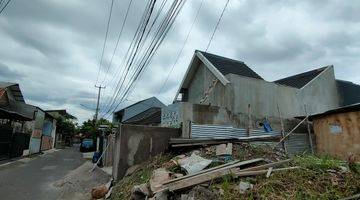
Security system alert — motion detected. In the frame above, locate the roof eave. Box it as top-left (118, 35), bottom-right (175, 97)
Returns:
top-left (172, 51), bottom-right (230, 103)
top-left (299, 65), bottom-right (333, 90)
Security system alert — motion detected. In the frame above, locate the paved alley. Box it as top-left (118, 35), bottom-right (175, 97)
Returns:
top-left (0, 147), bottom-right (85, 200)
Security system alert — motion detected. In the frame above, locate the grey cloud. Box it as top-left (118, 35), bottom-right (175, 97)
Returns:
top-left (1, 0), bottom-right (359, 122)
top-left (0, 62), bottom-right (24, 80)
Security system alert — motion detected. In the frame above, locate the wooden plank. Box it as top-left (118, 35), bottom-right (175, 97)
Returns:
top-left (266, 167), bottom-right (273, 178)
top-left (165, 166), bottom-right (299, 192)
top-left (239, 159), bottom-right (291, 172)
top-left (277, 103), bottom-right (287, 153)
top-left (304, 105), bottom-right (314, 154)
top-left (234, 167), bottom-right (299, 177)
top-left (166, 168), bottom-right (239, 192)
top-left (163, 158), bottom-right (263, 185)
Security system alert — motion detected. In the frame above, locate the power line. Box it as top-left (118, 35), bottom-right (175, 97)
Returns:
top-left (126, 0), bottom-right (204, 123)
top-left (100, 0), bottom-right (160, 117)
top-left (104, 0), bottom-right (157, 114)
top-left (95, 0), bottom-right (115, 85)
top-left (100, 0), bottom-right (134, 86)
top-left (157, 0), bottom-right (205, 99)
top-left (205, 0), bottom-right (230, 51)
top-left (0, 0), bottom-right (12, 15)
top-left (99, 0), bottom-right (155, 114)
top-left (101, 0), bottom-right (186, 118)
top-left (110, 0), bottom-right (185, 113)
top-left (100, 0), bottom-right (168, 115)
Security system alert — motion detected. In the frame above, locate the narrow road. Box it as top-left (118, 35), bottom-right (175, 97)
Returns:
top-left (0, 146), bottom-right (85, 200)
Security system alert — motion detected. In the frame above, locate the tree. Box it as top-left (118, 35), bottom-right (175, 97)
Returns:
top-left (56, 116), bottom-right (76, 136)
top-left (78, 118), bottom-right (113, 139)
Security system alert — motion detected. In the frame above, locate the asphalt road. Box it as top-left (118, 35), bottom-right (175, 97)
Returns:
top-left (0, 146), bottom-right (86, 200)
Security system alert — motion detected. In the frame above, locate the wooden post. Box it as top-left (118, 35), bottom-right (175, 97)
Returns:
top-left (274, 116), bottom-right (308, 148)
top-left (277, 103), bottom-right (287, 153)
top-left (247, 104), bottom-right (252, 137)
top-left (304, 105), bottom-right (314, 154)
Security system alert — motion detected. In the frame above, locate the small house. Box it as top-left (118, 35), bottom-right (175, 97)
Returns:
top-left (308, 103), bottom-right (360, 161)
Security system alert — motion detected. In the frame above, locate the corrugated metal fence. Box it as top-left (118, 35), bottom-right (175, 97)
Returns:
top-left (191, 123), bottom-right (314, 156)
top-left (191, 124), bottom-right (282, 138)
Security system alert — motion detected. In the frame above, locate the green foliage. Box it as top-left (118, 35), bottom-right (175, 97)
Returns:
top-left (293, 154), bottom-right (343, 171)
top-left (56, 116), bottom-right (76, 136)
top-left (78, 118), bottom-right (113, 139)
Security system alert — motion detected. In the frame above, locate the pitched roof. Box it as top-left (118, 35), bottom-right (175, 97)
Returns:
top-left (0, 82), bottom-right (25, 102)
top-left (306, 103), bottom-right (360, 120)
top-left (198, 51), bottom-right (263, 80)
top-left (114, 97), bottom-right (165, 122)
top-left (123, 107), bottom-right (161, 125)
top-left (274, 67), bottom-right (327, 88)
top-left (336, 80), bottom-right (360, 106)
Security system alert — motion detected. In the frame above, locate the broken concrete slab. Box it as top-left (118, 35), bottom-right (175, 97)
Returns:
top-left (150, 168), bottom-right (172, 192)
top-left (178, 153), bottom-right (212, 174)
top-left (216, 143), bottom-right (232, 156)
top-left (238, 181), bottom-right (254, 194)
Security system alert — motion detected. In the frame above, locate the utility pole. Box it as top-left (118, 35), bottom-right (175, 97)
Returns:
top-left (94, 85), bottom-right (106, 121)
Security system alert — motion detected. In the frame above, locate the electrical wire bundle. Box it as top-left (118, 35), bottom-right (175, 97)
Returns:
top-left (100, 0), bottom-right (186, 118)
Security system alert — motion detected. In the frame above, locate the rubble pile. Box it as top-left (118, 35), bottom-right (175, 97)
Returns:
top-left (110, 143), bottom-right (360, 200)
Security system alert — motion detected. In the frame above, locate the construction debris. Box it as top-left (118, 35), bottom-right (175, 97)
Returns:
top-left (110, 143), bottom-right (360, 200)
top-left (266, 167), bottom-right (273, 178)
top-left (238, 181), bottom-right (254, 194)
top-left (216, 143), bottom-right (232, 156)
top-left (177, 153), bottom-right (212, 174)
top-left (149, 168), bottom-right (172, 193)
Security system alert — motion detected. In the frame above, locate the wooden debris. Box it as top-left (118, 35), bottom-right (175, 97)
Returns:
top-left (162, 158), bottom-right (264, 192)
top-left (266, 167), bottom-right (273, 178)
top-left (163, 158), bottom-right (263, 185)
top-left (234, 167), bottom-right (300, 178)
top-left (240, 159), bottom-right (291, 172)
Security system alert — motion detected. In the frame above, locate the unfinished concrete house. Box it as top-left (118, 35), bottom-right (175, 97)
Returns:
top-left (162, 50), bottom-right (360, 143)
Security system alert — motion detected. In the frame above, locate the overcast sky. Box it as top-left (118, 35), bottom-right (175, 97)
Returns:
top-left (0, 0), bottom-right (359, 123)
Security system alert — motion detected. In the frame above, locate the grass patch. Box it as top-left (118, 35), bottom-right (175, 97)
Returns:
top-left (110, 154), bottom-right (172, 200)
top-left (293, 154), bottom-right (343, 171)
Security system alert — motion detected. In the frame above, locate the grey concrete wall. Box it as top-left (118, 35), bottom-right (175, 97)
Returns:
top-left (188, 63), bottom-right (205, 103)
top-left (300, 66), bottom-right (340, 115)
top-left (227, 67), bottom-right (340, 118)
top-left (227, 74), bottom-right (302, 118)
top-left (187, 63), bottom-right (228, 106)
top-left (161, 102), bottom-right (308, 137)
top-left (112, 124), bottom-right (180, 181)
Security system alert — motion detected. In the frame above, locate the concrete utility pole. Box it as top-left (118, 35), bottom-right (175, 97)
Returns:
top-left (94, 85), bottom-right (106, 121)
